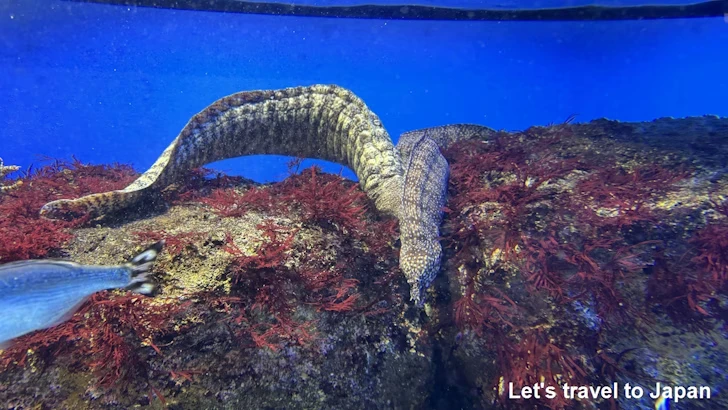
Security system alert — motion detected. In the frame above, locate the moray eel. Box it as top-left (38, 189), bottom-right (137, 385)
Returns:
top-left (399, 132), bottom-right (449, 306)
top-left (40, 84), bottom-right (493, 305)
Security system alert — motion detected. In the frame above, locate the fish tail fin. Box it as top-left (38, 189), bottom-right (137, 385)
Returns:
top-left (125, 240), bottom-right (165, 295)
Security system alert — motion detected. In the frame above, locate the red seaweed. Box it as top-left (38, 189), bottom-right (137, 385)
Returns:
top-left (497, 330), bottom-right (587, 410)
top-left (0, 158), bottom-right (137, 262)
top-left (1, 291), bottom-right (183, 388)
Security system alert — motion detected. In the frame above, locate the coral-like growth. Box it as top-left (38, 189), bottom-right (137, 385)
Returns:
top-left (224, 221), bottom-right (298, 280)
top-left (445, 130), bottom-right (684, 315)
top-left (0, 209), bottom-right (75, 262)
top-left (315, 278), bottom-right (361, 312)
top-left (201, 164), bottom-right (397, 304)
top-left (249, 318), bottom-right (318, 352)
top-left (0, 157), bottom-right (20, 177)
top-left (445, 133), bottom-right (581, 266)
top-left (642, 195), bottom-right (728, 326)
top-left (19, 157), bottom-right (139, 205)
top-left (519, 233), bottom-right (656, 324)
top-left (564, 239), bottom-right (656, 324)
top-left (187, 162), bottom-right (397, 355)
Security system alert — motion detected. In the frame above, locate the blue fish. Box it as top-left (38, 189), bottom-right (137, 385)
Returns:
top-left (0, 241), bottom-right (164, 348)
top-left (655, 393), bottom-right (670, 410)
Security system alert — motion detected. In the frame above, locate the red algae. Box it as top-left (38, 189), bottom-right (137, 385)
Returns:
top-left (644, 196), bottom-right (728, 323)
top-left (204, 165), bottom-right (397, 330)
top-left (0, 291), bottom-right (183, 388)
top-left (497, 329), bottom-right (588, 410)
top-left (200, 185), bottom-right (278, 216)
top-left (194, 165), bottom-right (400, 354)
top-left (203, 166), bottom-right (369, 235)
top-left (442, 126), bottom-right (697, 409)
top-left (218, 216), bottom-right (369, 351)
top-left (0, 158), bottom-right (137, 262)
top-left (133, 229), bottom-right (206, 257)
top-left (0, 158), bottom-right (188, 396)
top-left (453, 282), bottom-right (519, 335)
top-left (280, 166), bottom-right (368, 234)
top-left (444, 130), bottom-right (687, 319)
top-left (569, 163), bottom-right (687, 231)
top-left (690, 217), bottom-right (728, 289)
top-left (163, 166), bottom-right (247, 205)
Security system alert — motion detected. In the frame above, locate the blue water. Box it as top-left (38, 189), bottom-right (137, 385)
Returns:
top-left (1, 0), bottom-right (726, 182)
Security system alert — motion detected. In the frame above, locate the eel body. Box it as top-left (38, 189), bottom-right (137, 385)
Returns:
top-left (41, 85), bottom-right (404, 219)
top-left (40, 84), bottom-right (493, 305)
top-left (399, 133), bottom-right (449, 306)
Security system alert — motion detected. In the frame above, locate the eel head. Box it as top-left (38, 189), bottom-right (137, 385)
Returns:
top-left (401, 239), bottom-right (443, 307)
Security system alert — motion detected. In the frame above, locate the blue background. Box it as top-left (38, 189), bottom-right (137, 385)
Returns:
top-left (1, 0), bottom-right (726, 182)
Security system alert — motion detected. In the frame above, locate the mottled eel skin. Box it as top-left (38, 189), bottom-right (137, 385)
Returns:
top-left (40, 84), bottom-right (493, 306)
top-left (399, 133), bottom-right (449, 304)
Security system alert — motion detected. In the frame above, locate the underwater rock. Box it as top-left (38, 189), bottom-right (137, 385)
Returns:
top-left (1, 116), bottom-right (728, 409)
top-left (0, 164), bottom-right (434, 409)
top-left (432, 116), bottom-right (728, 410)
